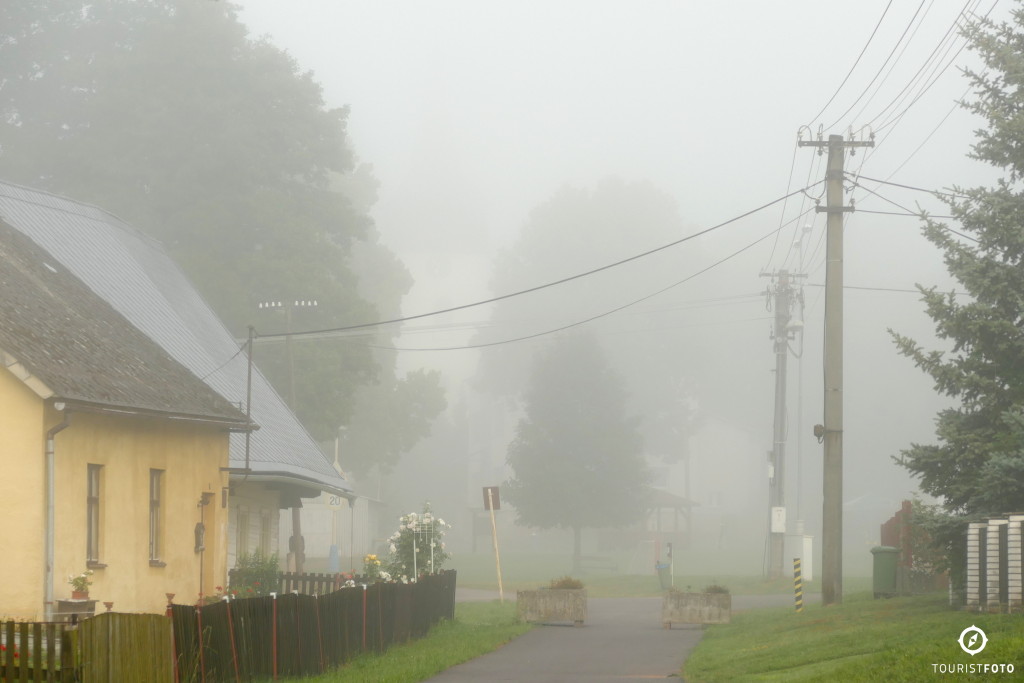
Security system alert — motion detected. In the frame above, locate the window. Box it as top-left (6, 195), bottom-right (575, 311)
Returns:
top-left (236, 508), bottom-right (250, 557)
top-left (87, 464), bottom-right (102, 563)
top-left (259, 510), bottom-right (272, 557)
top-left (149, 469), bottom-right (164, 565)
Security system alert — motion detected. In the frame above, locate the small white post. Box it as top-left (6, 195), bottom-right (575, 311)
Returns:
top-left (988, 519), bottom-right (1008, 612)
top-left (967, 522), bottom-right (986, 610)
top-left (487, 488), bottom-right (505, 604)
top-left (1008, 515), bottom-right (1024, 612)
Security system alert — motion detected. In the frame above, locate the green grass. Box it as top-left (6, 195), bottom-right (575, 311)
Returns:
top-left (449, 550), bottom-right (869, 598)
top-left (305, 601), bottom-right (530, 683)
top-left (684, 592), bottom-right (1024, 682)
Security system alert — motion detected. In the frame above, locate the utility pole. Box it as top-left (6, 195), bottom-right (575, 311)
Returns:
top-left (798, 132), bottom-right (873, 605)
top-left (257, 299), bottom-right (319, 575)
top-left (762, 269), bottom-right (803, 579)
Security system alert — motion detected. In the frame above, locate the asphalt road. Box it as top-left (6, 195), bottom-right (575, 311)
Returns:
top-left (427, 592), bottom-right (820, 682)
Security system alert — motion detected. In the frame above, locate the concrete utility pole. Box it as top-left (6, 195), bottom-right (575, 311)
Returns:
top-left (798, 132), bottom-right (872, 605)
top-left (763, 270), bottom-right (802, 579)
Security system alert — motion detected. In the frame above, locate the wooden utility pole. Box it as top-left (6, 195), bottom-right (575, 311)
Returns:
top-left (798, 133), bottom-right (872, 605)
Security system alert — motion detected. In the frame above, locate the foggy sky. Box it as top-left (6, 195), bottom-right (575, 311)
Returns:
top-left (237, 1), bottom-right (1008, 572)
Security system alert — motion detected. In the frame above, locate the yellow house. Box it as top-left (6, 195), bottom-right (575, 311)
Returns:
top-left (0, 221), bottom-right (251, 619)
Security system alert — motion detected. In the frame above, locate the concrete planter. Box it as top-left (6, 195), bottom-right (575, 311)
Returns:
top-left (517, 588), bottom-right (587, 626)
top-left (662, 591), bottom-right (731, 628)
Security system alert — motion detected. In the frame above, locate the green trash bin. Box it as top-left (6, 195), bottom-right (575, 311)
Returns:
top-left (871, 546), bottom-right (900, 598)
top-left (656, 563), bottom-right (672, 590)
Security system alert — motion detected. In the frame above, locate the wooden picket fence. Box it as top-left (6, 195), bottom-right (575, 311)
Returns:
top-left (1, 570), bottom-right (456, 683)
top-left (1, 614), bottom-right (173, 683)
top-left (0, 621), bottom-right (75, 682)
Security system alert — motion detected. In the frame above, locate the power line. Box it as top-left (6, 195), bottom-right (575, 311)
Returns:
top-left (256, 183), bottom-right (822, 342)
top-left (823, 0), bottom-right (929, 131)
top-left (850, 174), bottom-right (973, 199)
top-left (805, 0), bottom-right (895, 128)
top-left (313, 222), bottom-right (798, 352)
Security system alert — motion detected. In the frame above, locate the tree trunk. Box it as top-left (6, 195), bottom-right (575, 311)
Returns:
top-left (572, 526), bottom-right (582, 574)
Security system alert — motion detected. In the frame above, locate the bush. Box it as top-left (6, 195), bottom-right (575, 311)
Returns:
top-left (386, 504), bottom-right (450, 579)
top-left (230, 552), bottom-right (280, 596)
top-left (549, 576), bottom-right (584, 589)
top-left (703, 584), bottom-right (730, 594)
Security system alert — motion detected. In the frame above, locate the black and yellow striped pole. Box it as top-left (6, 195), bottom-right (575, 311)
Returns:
top-left (794, 558), bottom-right (804, 613)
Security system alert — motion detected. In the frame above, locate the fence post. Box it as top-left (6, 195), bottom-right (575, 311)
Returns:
top-left (196, 605), bottom-right (207, 683)
top-left (314, 594), bottom-right (325, 673)
top-left (271, 592), bottom-right (278, 681)
top-left (225, 598), bottom-right (240, 683)
top-left (1008, 515), bottom-right (1024, 612)
top-left (967, 522), bottom-right (985, 610)
top-left (361, 585), bottom-right (367, 652)
top-left (987, 519), bottom-right (1007, 612)
top-left (794, 558), bottom-right (803, 613)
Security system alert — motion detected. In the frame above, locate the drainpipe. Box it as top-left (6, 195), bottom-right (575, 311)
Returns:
top-left (45, 402), bottom-right (71, 622)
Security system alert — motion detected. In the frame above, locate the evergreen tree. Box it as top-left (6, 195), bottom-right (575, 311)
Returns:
top-left (891, 7), bottom-right (1024, 567)
top-left (504, 332), bottom-right (649, 572)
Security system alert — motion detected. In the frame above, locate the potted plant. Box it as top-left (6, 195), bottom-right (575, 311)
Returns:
top-left (517, 576), bottom-right (587, 626)
top-left (68, 569), bottom-right (94, 599)
top-left (662, 584), bottom-right (731, 628)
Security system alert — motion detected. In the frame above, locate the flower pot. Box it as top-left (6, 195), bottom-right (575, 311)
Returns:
top-left (662, 591), bottom-right (730, 628)
top-left (71, 590), bottom-right (89, 600)
top-left (516, 588), bottom-right (587, 626)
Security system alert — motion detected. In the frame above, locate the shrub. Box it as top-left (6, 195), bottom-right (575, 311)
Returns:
top-left (549, 576), bottom-right (584, 589)
top-left (230, 552), bottom-right (280, 596)
top-left (386, 503), bottom-right (450, 579)
top-left (703, 584), bottom-right (730, 594)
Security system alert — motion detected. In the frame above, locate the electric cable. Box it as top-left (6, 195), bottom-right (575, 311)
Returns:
top-left (255, 183), bottom-right (822, 342)
top-left (805, 0), bottom-right (895, 128)
top-left (822, 0), bottom-right (929, 132)
top-left (307, 221), bottom-right (802, 352)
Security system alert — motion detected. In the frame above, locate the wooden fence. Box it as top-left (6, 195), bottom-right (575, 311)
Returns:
top-left (171, 570), bottom-right (457, 682)
top-left (965, 515), bottom-right (1024, 612)
top-left (1, 570), bottom-right (456, 683)
top-left (0, 621), bottom-right (75, 682)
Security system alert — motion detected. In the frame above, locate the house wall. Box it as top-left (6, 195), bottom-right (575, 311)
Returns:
top-left (54, 411), bottom-right (231, 613)
top-left (0, 367), bottom-right (232, 618)
top-left (228, 482), bottom-right (281, 569)
top-left (0, 364), bottom-right (46, 618)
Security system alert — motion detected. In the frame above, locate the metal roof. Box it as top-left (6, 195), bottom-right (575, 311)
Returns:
top-left (0, 180), bottom-right (352, 496)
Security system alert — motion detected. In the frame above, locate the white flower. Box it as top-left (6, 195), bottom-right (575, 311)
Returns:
top-left (389, 543), bottom-right (396, 553)
top-left (438, 518), bottom-right (446, 526)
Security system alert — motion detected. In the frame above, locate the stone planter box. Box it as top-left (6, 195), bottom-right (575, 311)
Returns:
top-left (517, 589), bottom-right (587, 626)
top-left (662, 591), bottom-right (731, 628)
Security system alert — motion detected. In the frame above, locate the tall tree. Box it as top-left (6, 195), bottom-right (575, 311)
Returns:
top-left (504, 332), bottom-right (649, 572)
top-left (476, 178), bottom-right (701, 464)
top-left (891, 7), bottom-right (1024, 568)
top-left (0, 1), bottom-right (444, 454)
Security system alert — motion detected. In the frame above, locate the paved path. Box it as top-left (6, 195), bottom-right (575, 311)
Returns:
top-left (431, 591), bottom-right (820, 682)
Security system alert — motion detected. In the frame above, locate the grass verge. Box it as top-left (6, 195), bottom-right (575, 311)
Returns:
top-left (306, 601), bottom-right (530, 683)
top-left (684, 592), bottom-right (1024, 682)
top-left (449, 551), bottom-right (870, 598)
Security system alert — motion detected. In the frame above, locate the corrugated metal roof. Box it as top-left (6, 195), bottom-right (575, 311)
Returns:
top-left (0, 180), bottom-right (352, 496)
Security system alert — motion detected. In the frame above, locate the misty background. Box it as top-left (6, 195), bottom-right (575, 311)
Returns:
top-left (3, 1), bottom-right (1006, 579)
top-left (230, 0), bottom-right (1003, 575)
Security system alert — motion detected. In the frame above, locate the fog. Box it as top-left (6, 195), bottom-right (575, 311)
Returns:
top-left (237, 1), bottom-right (1005, 577)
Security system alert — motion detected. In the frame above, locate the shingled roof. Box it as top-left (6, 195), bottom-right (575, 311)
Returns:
top-left (0, 220), bottom-right (247, 423)
top-left (0, 180), bottom-right (352, 496)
